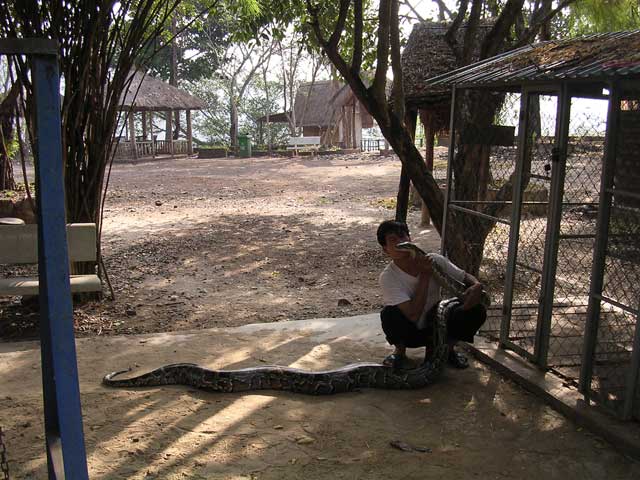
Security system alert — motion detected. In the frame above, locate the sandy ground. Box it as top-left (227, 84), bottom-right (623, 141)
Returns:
top-left (1, 152), bottom-right (639, 478)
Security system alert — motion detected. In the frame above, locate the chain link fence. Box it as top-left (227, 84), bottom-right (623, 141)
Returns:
top-left (442, 85), bottom-right (640, 420)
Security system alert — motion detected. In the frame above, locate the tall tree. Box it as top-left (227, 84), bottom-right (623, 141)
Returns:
top-left (300, 0), bottom-right (573, 273)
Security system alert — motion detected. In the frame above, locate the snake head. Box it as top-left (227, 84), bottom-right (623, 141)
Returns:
top-left (395, 242), bottom-right (426, 259)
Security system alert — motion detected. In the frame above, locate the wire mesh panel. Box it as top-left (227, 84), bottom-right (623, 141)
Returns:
top-left (585, 94), bottom-right (640, 419)
top-left (501, 92), bottom-right (557, 358)
top-left (545, 97), bottom-right (608, 381)
top-left (442, 90), bottom-right (520, 335)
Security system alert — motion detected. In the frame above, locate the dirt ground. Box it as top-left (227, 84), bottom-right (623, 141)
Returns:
top-left (1, 152), bottom-right (639, 479)
top-left (2, 151), bottom-right (442, 338)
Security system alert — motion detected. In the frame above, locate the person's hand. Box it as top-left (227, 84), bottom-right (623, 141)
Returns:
top-left (462, 283), bottom-right (483, 310)
top-left (415, 255), bottom-right (433, 275)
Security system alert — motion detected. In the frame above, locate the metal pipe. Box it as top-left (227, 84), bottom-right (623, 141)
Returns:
top-left (501, 90), bottom-right (532, 347)
top-left (535, 84), bottom-right (570, 368)
top-left (579, 81), bottom-right (620, 396)
top-left (440, 86), bottom-right (457, 256)
top-left (448, 204), bottom-right (511, 225)
top-left (594, 294), bottom-right (640, 316)
top-left (622, 306), bottom-right (640, 419)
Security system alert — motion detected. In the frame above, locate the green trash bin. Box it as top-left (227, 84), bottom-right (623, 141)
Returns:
top-left (238, 134), bottom-right (252, 158)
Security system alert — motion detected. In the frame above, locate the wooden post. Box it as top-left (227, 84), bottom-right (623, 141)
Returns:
top-left (150, 111), bottom-right (156, 158)
top-left (129, 112), bottom-right (137, 159)
top-left (186, 109), bottom-right (193, 155)
top-left (166, 110), bottom-right (174, 157)
top-left (421, 120), bottom-right (435, 226)
top-left (141, 111), bottom-right (147, 141)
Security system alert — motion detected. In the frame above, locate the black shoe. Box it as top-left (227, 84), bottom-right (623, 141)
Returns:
top-left (383, 353), bottom-right (406, 369)
top-left (447, 349), bottom-right (469, 369)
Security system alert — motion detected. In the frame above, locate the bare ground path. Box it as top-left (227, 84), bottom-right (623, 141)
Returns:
top-left (3, 151), bottom-right (440, 337)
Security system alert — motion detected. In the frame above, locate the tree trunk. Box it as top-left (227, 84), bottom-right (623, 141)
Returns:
top-left (230, 99), bottom-right (239, 152)
top-left (395, 108), bottom-right (417, 222)
top-left (0, 83), bottom-right (19, 191)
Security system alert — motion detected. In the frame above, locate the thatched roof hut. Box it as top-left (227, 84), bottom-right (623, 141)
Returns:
top-left (294, 80), bottom-right (373, 128)
top-left (402, 21), bottom-right (493, 128)
top-left (120, 70), bottom-right (205, 112)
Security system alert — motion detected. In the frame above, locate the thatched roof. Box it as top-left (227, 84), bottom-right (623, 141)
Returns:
top-left (294, 80), bottom-right (373, 128)
top-left (294, 80), bottom-right (341, 126)
top-left (120, 70), bottom-right (205, 111)
top-left (402, 21), bottom-right (493, 108)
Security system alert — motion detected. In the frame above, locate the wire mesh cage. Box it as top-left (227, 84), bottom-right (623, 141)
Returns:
top-left (443, 82), bottom-right (640, 421)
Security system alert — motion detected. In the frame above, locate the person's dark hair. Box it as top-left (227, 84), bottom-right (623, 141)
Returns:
top-left (376, 220), bottom-right (410, 246)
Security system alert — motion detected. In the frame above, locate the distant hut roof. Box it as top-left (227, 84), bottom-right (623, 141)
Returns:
top-left (427, 30), bottom-right (640, 89)
top-left (120, 70), bottom-right (205, 111)
top-left (294, 80), bottom-right (341, 126)
top-left (402, 21), bottom-right (493, 108)
top-left (294, 80), bottom-right (374, 128)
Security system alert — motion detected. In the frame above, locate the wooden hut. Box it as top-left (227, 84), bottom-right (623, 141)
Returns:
top-left (117, 71), bottom-right (205, 160)
top-left (294, 80), bottom-right (373, 148)
top-left (259, 80), bottom-right (374, 149)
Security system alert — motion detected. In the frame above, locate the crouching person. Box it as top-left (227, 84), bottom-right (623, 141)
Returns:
top-left (376, 220), bottom-right (486, 369)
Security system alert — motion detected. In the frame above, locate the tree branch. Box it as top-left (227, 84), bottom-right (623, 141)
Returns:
top-left (328, 0), bottom-right (351, 51)
top-left (433, 0), bottom-right (453, 21)
top-left (445, 0), bottom-right (468, 63)
top-left (515, 0), bottom-right (577, 47)
top-left (401, 1), bottom-right (425, 22)
top-left (481, 0), bottom-right (525, 59)
top-left (372, 0), bottom-right (392, 110)
top-left (352, 0), bottom-right (363, 75)
top-left (390, 0), bottom-right (404, 121)
top-left (462, 0), bottom-right (483, 65)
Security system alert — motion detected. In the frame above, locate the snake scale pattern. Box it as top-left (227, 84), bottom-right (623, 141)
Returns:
top-left (103, 243), bottom-right (490, 395)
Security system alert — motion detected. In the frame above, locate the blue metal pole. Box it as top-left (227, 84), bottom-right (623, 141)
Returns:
top-left (32, 53), bottom-right (89, 479)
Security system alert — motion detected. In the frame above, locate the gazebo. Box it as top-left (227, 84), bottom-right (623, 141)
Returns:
top-left (117, 70), bottom-right (205, 160)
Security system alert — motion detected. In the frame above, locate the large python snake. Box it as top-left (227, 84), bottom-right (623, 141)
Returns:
top-left (103, 243), bottom-right (489, 396)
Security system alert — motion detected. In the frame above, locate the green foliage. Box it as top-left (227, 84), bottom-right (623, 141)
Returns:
top-left (567, 0), bottom-right (640, 34)
top-left (241, 78), bottom-right (290, 146)
top-left (185, 78), bottom-right (231, 144)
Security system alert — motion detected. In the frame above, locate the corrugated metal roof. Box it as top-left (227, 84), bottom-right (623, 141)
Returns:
top-left (427, 30), bottom-right (640, 89)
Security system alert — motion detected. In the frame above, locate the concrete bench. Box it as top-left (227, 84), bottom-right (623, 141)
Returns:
top-left (286, 136), bottom-right (321, 155)
top-left (0, 223), bottom-right (101, 296)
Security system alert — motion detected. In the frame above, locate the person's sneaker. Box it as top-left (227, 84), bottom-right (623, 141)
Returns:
top-left (382, 353), bottom-right (407, 369)
top-left (447, 349), bottom-right (469, 369)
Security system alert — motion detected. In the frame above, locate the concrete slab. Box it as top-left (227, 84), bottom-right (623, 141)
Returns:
top-left (2, 314), bottom-right (640, 479)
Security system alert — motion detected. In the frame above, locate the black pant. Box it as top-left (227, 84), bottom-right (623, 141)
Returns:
top-left (380, 302), bottom-right (486, 348)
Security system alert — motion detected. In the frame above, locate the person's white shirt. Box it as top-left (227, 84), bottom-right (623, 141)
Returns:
top-left (379, 253), bottom-right (465, 329)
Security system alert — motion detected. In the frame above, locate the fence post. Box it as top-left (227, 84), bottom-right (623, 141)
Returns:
top-left (579, 83), bottom-right (620, 395)
top-left (33, 49), bottom-right (90, 479)
top-left (534, 84), bottom-right (570, 367)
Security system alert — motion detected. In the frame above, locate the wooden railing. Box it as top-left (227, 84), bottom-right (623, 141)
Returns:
top-left (115, 140), bottom-right (190, 159)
